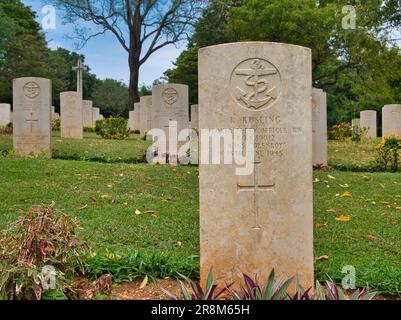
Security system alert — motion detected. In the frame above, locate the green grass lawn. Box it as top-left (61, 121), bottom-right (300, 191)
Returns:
top-left (0, 133), bottom-right (400, 294)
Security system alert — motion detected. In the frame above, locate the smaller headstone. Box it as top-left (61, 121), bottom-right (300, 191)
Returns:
top-left (82, 100), bottom-right (93, 127)
top-left (13, 77), bottom-right (52, 157)
top-left (54, 112), bottom-right (60, 119)
top-left (0, 103), bottom-right (11, 126)
top-left (133, 103), bottom-right (140, 132)
top-left (140, 96), bottom-right (152, 136)
top-left (51, 106), bottom-right (56, 119)
top-left (312, 89), bottom-right (328, 166)
top-left (382, 104), bottom-right (401, 137)
top-left (360, 110), bottom-right (377, 138)
top-left (190, 104), bottom-right (199, 131)
top-left (60, 91), bottom-right (83, 139)
top-left (92, 107), bottom-right (100, 125)
top-left (128, 111), bottom-right (135, 131)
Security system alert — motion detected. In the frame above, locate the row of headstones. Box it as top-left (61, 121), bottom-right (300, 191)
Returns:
top-left (351, 105), bottom-right (401, 138)
top-left (1, 78), bottom-right (104, 157)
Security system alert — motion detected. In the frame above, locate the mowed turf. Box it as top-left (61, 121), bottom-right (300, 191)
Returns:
top-left (0, 134), bottom-right (400, 294)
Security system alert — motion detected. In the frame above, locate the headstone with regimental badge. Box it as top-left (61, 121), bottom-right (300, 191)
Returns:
top-left (13, 77), bottom-right (52, 157)
top-left (198, 42), bottom-right (314, 290)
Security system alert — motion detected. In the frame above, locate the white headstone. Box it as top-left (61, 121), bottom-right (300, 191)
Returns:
top-left (152, 84), bottom-right (189, 163)
top-left (199, 42), bottom-right (314, 290)
top-left (82, 100), bottom-right (93, 127)
top-left (190, 104), bottom-right (199, 131)
top-left (360, 110), bottom-right (377, 138)
top-left (13, 77), bottom-right (52, 157)
top-left (92, 107), bottom-right (100, 126)
top-left (312, 88), bottom-right (328, 166)
top-left (60, 91), bottom-right (83, 139)
top-left (0, 103), bottom-right (11, 126)
top-left (140, 96), bottom-right (152, 136)
top-left (382, 104), bottom-right (401, 137)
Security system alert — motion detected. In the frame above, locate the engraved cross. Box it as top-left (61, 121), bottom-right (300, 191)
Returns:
top-left (237, 161), bottom-right (275, 230)
top-left (26, 112), bottom-right (38, 133)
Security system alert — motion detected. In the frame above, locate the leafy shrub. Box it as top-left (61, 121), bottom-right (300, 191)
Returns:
top-left (164, 269), bottom-right (376, 301)
top-left (95, 117), bottom-right (129, 140)
top-left (0, 123), bottom-right (12, 135)
top-left (83, 125), bottom-right (95, 132)
top-left (328, 122), bottom-right (352, 141)
top-left (52, 118), bottom-right (60, 131)
top-left (372, 134), bottom-right (401, 172)
top-left (351, 125), bottom-right (368, 143)
top-left (162, 269), bottom-right (230, 300)
top-left (0, 204), bottom-right (89, 300)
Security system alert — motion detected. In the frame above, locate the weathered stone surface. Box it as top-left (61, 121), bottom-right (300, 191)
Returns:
top-left (152, 84), bottom-right (189, 163)
top-left (0, 103), bottom-right (11, 126)
top-left (128, 111), bottom-right (135, 131)
top-left (134, 103), bottom-right (141, 132)
top-left (312, 88), bottom-right (328, 166)
top-left (13, 77), bottom-right (52, 157)
top-left (140, 96), bottom-right (152, 135)
top-left (199, 42), bottom-right (314, 290)
top-left (82, 100), bottom-right (93, 126)
top-left (60, 91), bottom-right (83, 139)
top-left (190, 104), bottom-right (199, 131)
top-left (92, 107), bottom-right (101, 125)
top-left (382, 104), bottom-right (401, 137)
top-left (360, 110), bottom-right (377, 138)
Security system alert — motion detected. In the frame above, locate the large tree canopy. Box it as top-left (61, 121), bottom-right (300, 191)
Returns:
top-left (165, 0), bottom-right (401, 124)
top-left (51, 0), bottom-right (207, 108)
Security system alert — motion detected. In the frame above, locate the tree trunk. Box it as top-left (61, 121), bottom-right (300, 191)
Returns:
top-left (128, 52), bottom-right (140, 110)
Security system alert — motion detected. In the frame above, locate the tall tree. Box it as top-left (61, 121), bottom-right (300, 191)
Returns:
top-left (52, 0), bottom-right (207, 109)
top-left (92, 78), bottom-right (130, 116)
top-left (0, 0), bottom-right (51, 103)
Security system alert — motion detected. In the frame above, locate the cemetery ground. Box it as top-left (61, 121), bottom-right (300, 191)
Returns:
top-left (0, 133), bottom-right (400, 298)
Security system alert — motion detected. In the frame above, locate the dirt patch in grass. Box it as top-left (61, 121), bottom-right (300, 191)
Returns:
top-left (112, 279), bottom-right (181, 300)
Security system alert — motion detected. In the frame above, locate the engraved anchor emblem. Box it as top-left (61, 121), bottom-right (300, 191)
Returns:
top-left (233, 59), bottom-right (280, 110)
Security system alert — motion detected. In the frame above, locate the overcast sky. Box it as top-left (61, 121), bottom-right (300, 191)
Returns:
top-left (22, 0), bottom-right (187, 86)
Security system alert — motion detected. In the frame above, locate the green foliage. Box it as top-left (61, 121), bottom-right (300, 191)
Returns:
top-left (83, 125), bottom-right (95, 133)
top-left (328, 122), bottom-right (352, 141)
top-left (0, 204), bottom-right (89, 300)
top-left (52, 118), bottom-right (60, 131)
top-left (165, 269), bottom-right (376, 300)
top-left (163, 269), bottom-right (229, 300)
top-left (351, 126), bottom-right (368, 143)
top-left (92, 79), bottom-right (130, 117)
top-left (83, 250), bottom-right (198, 283)
top-left (0, 0), bottom-right (51, 103)
top-left (0, 123), bottom-right (12, 135)
top-left (95, 117), bottom-right (129, 140)
top-left (372, 134), bottom-right (401, 172)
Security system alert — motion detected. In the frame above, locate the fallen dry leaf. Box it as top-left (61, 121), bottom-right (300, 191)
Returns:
top-left (315, 255), bottom-right (329, 261)
top-left (363, 235), bottom-right (377, 241)
top-left (145, 210), bottom-right (158, 214)
top-left (340, 191), bottom-right (352, 198)
top-left (77, 204), bottom-right (88, 211)
top-left (336, 215), bottom-right (351, 222)
top-left (139, 276), bottom-right (148, 289)
top-left (327, 175), bottom-right (336, 180)
top-left (135, 209), bottom-right (142, 216)
top-left (315, 223), bottom-right (327, 229)
top-left (177, 241), bottom-right (182, 247)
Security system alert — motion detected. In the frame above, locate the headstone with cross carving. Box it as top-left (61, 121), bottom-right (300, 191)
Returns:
top-left (60, 91), bottom-right (83, 139)
top-left (152, 84), bottom-right (189, 164)
top-left (360, 110), bottom-right (377, 138)
top-left (0, 103), bottom-right (11, 126)
top-left (13, 77), bottom-right (52, 157)
top-left (382, 104), bottom-right (401, 137)
top-left (72, 58), bottom-right (87, 99)
top-left (198, 42), bottom-right (314, 291)
top-left (312, 88), bottom-right (328, 166)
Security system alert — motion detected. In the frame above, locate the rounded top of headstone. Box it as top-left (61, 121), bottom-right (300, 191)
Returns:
top-left (152, 83), bottom-right (189, 91)
top-left (383, 104), bottom-right (401, 109)
top-left (360, 110), bottom-right (377, 113)
top-left (199, 41), bottom-right (312, 54)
